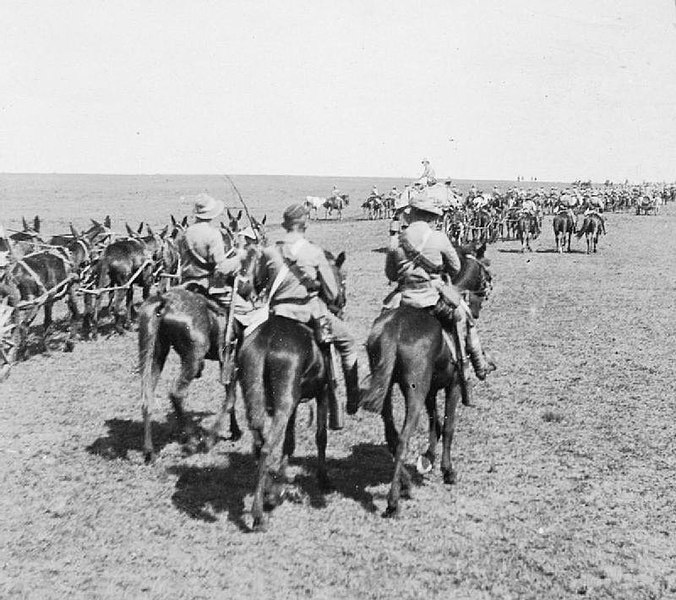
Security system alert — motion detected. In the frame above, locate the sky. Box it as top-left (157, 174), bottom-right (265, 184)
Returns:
top-left (1, 0), bottom-right (675, 182)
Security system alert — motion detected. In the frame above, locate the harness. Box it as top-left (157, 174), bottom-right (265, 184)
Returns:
top-left (399, 229), bottom-right (442, 275)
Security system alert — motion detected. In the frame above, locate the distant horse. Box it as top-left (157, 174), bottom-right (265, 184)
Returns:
top-left (552, 211), bottom-right (575, 253)
top-left (83, 224), bottom-right (166, 337)
top-left (304, 196), bottom-right (326, 220)
top-left (516, 212), bottom-right (539, 252)
top-left (323, 194), bottom-right (349, 220)
top-left (362, 196), bottom-right (384, 220)
top-left (576, 213), bottom-right (605, 254)
top-left (138, 244), bottom-right (261, 463)
top-left (238, 250), bottom-right (346, 531)
top-left (359, 242), bottom-right (492, 518)
top-left (6, 216), bottom-right (44, 258)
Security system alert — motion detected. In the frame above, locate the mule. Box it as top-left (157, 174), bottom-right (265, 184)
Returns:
top-left (237, 250), bottom-right (346, 531)
top-left (553, 211), bottom-right (575, 253)
top-left (83, 224), bottom-right (165, 338)
top-left (359, 242), bottom-right (492, 518)
top-left (138, 244), bottom-right (261, 463)
top-left (576, 213), bottom-right (605, 254)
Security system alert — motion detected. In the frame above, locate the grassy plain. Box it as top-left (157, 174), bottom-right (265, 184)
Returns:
top-left (0, 175), bottom-right (674, 599)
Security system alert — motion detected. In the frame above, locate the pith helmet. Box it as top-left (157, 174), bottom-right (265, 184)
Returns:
top-left (193, 193), bottom-right (224, 220)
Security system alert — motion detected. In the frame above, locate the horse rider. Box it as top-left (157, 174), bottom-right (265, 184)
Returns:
top-left (369, 185), bottom-right (380, 199)
top-left (385, 196), bottom-right (495, 394)
top-left (331, 185), bottom-right (341, 200)
top-left (418, 158), bottom-right (437, 186)
top-left (258, 203), bottom-right (361, 414)
top-left (177, 193), bottom-right (246, 291)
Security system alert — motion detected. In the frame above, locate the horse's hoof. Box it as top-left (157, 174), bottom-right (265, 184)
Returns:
top-left (144, 451), bottom-right (155, 464)
top-left (229, 428), bottom-right (243, 442)
top-left (416, 454), bottom-right (433, 475)
top-left (63, 340), bottom-right (75, 353)
top-left (252, 516), bottom-right (268, 533)
top-left (443, 468), bottom-right (457, 485)
top-left (381, 505), bottom-right (400, 519)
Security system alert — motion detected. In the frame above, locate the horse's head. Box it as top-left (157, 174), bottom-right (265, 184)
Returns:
top-left (453, 242), bottom-right (492, 318)
top-left (324, 250), bottom-right (347, 318)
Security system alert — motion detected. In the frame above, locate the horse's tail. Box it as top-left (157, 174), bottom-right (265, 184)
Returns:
top-left (138, 292), bottom-right (168, 408)
top-left (360, 321), bottom-right (397, 414)
top-left (575, 221), bottom-right (586, 238)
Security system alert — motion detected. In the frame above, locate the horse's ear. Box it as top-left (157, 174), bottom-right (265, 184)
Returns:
top-left (261, 215), bottom-right (267, 225)
top-left (104, 215), bottom-right (112, 228)
top-left (91, 218), bottom-right (101, 228)
top-left (158, 225), bottom-right (168, 239)
top-left (335, 251), bottom-right (346, 269)
top-left (226, 209), bottom-right (233, 220)
top-left (137, 222), bottom-right (145, 235)
top-left (170, 215), bottom-right (178, 227)
top-left (22, 216), bottom-right (29, 231)
top-left (33, 216), bottom-right (41, 233)
top-left (181, 215), bottom-right (188, 227)
top-left (236, 210), bottom-right (242, 221)
top-left (125, 222), bottom-right (136, 237)
top-left (476, 242), bottom-right (487, 260)
top-left (70, 223), bottom-right (80, 238)
top-left (146, 225), bottom-right (154, 237)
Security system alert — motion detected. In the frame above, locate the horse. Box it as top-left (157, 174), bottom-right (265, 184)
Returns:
top-left (138, 242), bottom-right (262, 463)
top-left (359, 242), bottom-right (492, 518)
top-left (323, 194), bottom-right (349, 220)
top-left (552, 211), bottom-right (575, 253)
top-left (516, 211), bottom-right (539, 252)
top-left (83, 224), bottom-right (166, 338)
top-left (576, 213), bottom-right (605, 254)
top-left (362, 195), bottom-right (383, 220)
top-left (237, 250), bottom-right (347, 531)
top-left (304, 196), bottom-right (326, 220)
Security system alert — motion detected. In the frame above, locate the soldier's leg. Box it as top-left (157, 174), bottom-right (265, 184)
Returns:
top-left (324, 313), bottom-right (360, 414)
top-left (454, 307), bottom-right (495, 380)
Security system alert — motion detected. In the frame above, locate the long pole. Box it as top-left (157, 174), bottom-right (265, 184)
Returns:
top-left (223, 175), bottom-right (254, 227)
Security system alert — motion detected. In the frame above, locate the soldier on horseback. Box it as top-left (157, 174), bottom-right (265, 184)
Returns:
top-left (258, 203), bottom-right (361, 413)
top-left (521, 196), bottom-right (541, 236)
top-left (385, 197), bottom-right (495, 388)
top-left (418, 158), bottom-right (437, 186)
top-left (177, 193), bottom-right (246, 289)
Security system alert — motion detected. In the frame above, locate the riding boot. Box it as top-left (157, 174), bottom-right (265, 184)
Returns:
top-left (344, 362), bottom-right (361, 415)
top-left (466, 324), bottom-right (496, 380)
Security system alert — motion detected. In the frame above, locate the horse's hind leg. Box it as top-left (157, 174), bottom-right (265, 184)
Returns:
top-left (141, 338), bottom-right (170, 463)
top-left (440, 379), bottom-right (461, 485)
top-left (169, 354), bottom-right (203, 445)
top-left (417, 393), bottom-right (441, 474)
top-left (314, 392), bottom-right (332, 490)
top-left (41, 301), bottom-right (54, 353)
top-left (384, 392), bottom-right (424, 518)
top-left (65, 283), bottom-right (80, 351)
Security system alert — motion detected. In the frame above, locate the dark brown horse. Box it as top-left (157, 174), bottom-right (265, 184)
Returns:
top-left (237, 250), bottom-right (347, 531)
top-left (324, 194), bottom-right (349, 220)
top-left (516, 212), bottom-right (538, 252)
top-left (138, 244), bottom-right (261, 463)
top-left (553, 211), bottom-right (575, 253)
top-left (576, 213), bottom-right (605, 253)
top-left (359, 242), bottom-right (492, 518)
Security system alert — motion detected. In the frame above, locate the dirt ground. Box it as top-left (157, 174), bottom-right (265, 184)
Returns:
top-left (1, 178), bottom-right (675, 599)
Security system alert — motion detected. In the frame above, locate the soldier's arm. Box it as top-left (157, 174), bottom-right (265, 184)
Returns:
top-left (440, 237), bottom-right (462, 276)
top-left (316, 249), bottom-right (340, 303)
top-left (211, 230), bottom-right (243, 276)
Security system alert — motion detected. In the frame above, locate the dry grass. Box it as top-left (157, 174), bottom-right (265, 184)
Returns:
top-left (1, 175), bottom-right (675, 599)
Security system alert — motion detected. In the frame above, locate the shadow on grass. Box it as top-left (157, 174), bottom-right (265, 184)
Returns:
top-left (534, 248), bottom-right (585, 254)
top-left (86, 412), bottom-right (215, 460)
top-left (166, 442), bottom-right (396, 531)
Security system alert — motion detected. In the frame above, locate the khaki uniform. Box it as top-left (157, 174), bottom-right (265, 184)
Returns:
top-left (259, 232), bottom-right (358, 370)
top-left (385, 221), bottom-right (461, 307)
top-left (178, 221), bottom-right (241, 286)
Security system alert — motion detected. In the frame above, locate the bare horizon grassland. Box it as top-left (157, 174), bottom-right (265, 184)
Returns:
top-left (1, 174), bottom-right (675, 599)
